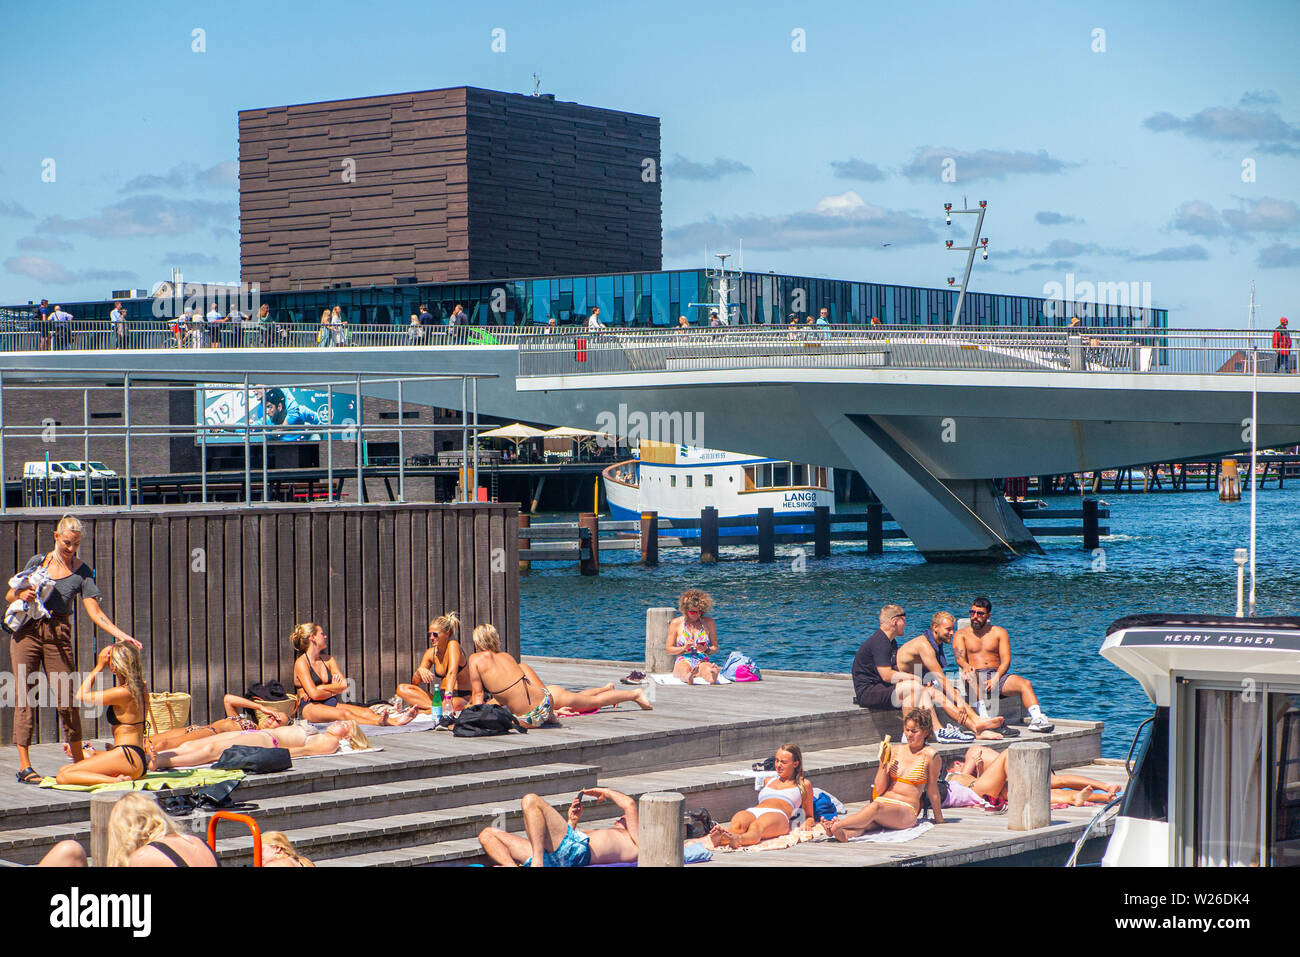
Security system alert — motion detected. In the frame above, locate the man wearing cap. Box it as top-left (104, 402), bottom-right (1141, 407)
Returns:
top-left (1273, 317), bottom-right (1292, 373)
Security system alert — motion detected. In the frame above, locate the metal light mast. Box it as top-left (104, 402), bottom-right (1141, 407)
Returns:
top-left (943, 199), bottom-right (990, 326)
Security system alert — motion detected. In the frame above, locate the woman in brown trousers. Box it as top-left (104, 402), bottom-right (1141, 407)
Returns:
top-left (8, 515), bottom-right (140, 784)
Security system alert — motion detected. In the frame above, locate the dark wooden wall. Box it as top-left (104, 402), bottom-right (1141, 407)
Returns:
top-left (238, 86), bottom-right (661, 291)
top-left (0, 503), bottom-right (520, 744)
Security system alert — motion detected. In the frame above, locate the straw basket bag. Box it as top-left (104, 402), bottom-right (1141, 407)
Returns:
top-left (147, 692), bottom-right (192, 735)
top-left (254, 697), bottom-right (300, 721)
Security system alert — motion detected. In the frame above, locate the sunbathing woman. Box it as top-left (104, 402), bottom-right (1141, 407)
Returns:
top-left (291, 622), bottom-right (417, 726)
top-left (709, 743), bottom-right (815, 848)
top-left (262, 830), bottom-right (315, 867)
top-left (107, 793), bottom-right (220, 867)
top-left (665, 589), bottom-right (721, 684)
top-left (824, 708), bottom-right (946, 841)
top-left (151, 719), bottom-right (369, 769)
top-left (54, 643), bottom-right (150, 786)
top-left (946, 744), bottom-right (1122, 806)
top-left (143, 694), bottom-right (289, 753)
top-left (396, 612), bottom-right (472, 714)
top-left (466, 624), bottom-right (652, 727)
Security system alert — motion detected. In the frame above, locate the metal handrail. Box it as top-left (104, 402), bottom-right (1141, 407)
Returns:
top-left (0, 319), bottom-right (1284, 377)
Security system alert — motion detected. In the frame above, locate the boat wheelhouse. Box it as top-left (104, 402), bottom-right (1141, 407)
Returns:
top-left (1100, 614), bottom-right (1300, 867)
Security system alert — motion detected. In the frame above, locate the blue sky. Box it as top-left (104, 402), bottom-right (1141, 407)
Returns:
top-left (0, 0), bottom-right (1297, 325)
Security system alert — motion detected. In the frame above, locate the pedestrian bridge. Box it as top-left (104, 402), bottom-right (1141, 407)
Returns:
top-left (3, 323), bottom-right (1295, 560)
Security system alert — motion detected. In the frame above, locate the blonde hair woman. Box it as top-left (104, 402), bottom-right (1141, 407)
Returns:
top-left (467, 624), bottom-right (652, 725)
top-left (709, 743), bottom-right (815, 849)
top-left (55, 642), bottom-right (149, 786)
top-left (9, 515), bottom-right (142, 785)
top-left (107, 793), bottom-right (219, 867)
top-left (665, 589), bottom-right (721, 684)
top-left (291, 622), bottom-right (417, 726)
top-left (262, 830), bottom-right (315, 867)
top-left (151, 718), bottom-right (369, 769)
top-left (396, 612), bottom-right (471, 713)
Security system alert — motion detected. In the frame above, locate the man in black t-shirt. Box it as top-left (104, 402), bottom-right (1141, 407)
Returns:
top-left (851, 603), bottom-right (910, 709)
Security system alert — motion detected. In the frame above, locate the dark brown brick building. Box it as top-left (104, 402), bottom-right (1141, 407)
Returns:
top-left (239, 87), bottom-right (662, 291)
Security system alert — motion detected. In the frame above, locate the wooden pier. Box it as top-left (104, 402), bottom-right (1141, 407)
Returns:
top-left (0, 658), bottom-right (1111, 867)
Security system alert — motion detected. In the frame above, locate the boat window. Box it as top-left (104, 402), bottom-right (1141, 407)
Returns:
top-left (773, 463), bottom-right (789, 487)
top-left (1269, 693), bottom-right (1300, 866)
top-left (1119, 707), bottom-right (1168, 822)
top-left (670, 475), bottom-right (676, 488)
top-left (686, 475), bottom-right (693, 488)
top-left (1193, 688), bottom-right (1265, 866)
top-left (704, 474), bottom-right (713, 487)
top-left (790, 464), bottom-right (807, 486)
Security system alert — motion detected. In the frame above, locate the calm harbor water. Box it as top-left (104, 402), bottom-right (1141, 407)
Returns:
top-left (519, 490), bottom-right (1300, 757)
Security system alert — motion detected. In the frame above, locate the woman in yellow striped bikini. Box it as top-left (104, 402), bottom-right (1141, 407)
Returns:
top-left (825, 708), bottom-right (946, 840)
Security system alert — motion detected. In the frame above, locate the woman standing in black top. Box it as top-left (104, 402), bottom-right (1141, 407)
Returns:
top-left (55, 641), bottom-right (150, 785)
top-left (8, 515), bottom-right (141, 785)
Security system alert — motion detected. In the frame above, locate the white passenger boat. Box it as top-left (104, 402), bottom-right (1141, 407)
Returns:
top-left (602, 443), bottom-right (835, 539)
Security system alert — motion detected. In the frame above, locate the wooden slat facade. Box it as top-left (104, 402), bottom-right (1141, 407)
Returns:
top-left (0, 503), bottom-right (518, 744)
top-left (238, 86), bottom-right (662, 290)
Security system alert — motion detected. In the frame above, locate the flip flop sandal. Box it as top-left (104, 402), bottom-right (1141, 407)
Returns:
top-left (16, 767), bottom-right (41, 785)
top-left (996, 727), bottom-right (1020, 737)
top-left (620, 670), bottom-right (647, 685)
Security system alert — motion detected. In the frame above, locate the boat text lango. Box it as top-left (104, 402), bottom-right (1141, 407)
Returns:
top-left (602, 442), bottom-right (835, 540)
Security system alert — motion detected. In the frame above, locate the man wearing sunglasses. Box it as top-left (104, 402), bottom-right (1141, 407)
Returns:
top-left (953, 597), bottom-right (1054, 732)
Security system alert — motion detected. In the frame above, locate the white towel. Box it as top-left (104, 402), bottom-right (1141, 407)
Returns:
top-left (650, 673), bottom-right (732, 685)
top-left (839, 821), bottom-right (934, 843)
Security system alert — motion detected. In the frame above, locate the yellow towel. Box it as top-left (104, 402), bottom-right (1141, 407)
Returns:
top-left (39, 768), bottom-right (245, 792)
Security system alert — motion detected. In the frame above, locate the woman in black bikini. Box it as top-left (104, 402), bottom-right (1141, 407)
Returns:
top-left (291, 622), bottom-right (417, 726)
top-left (55, 642), bottom-right (149, 786)
top-left (396, 612), bottom-right (472, 714)
top-left (107, 793), bottom-right (219, 867)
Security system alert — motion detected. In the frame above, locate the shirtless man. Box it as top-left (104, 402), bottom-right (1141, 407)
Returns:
top-left (952, 597), bottom-right (1054, 732)
top-left (895, 611), bottom-right (1007, 741)
top-left (477, 787), bottom-right (639, 867)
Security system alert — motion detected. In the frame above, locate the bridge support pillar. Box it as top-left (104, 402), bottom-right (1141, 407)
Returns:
top-left (820, 412), bottom-right (1042, 562)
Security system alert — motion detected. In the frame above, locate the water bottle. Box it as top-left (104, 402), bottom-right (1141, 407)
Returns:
top-left (431, 687), bottom-right (443, 722)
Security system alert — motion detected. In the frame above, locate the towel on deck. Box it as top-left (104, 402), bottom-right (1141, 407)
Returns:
top-left (39, 768), bottom-right (246, 792)
top-left (835, 820), bottom-right (935, 844)
top-left (650, 674), bottom-right (732, 685)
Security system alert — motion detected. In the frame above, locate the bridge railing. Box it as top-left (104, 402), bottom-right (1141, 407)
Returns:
top-left (515, 327), bottom-right (1281, 377)
top-left (0, 320), bottom-right (1281, 377)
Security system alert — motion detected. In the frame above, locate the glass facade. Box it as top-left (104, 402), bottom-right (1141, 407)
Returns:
top-left (3, 268), bottom-right (1168, 330)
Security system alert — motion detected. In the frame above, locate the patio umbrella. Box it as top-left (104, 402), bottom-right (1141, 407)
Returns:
top-left (477, 422), bottom-right (546, 457)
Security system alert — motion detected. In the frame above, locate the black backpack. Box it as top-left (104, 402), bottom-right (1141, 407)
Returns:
top-left (452, 704), bottom-right (528, 737)
top-left (213, 745), bottom-right (293, 773)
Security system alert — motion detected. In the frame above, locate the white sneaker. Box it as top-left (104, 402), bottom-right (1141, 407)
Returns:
top-left (937, 723), bottom-right (975, 743)
top-left (1027, 715), bottom-right (1055, 733)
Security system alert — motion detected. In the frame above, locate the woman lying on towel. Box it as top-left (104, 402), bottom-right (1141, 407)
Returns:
top-left (140, 694), bottom-right (290, 753)
top-left (55, 643), bottom-right (151, 786)
top-left (150, 720), bottom-right (370, 769)
top-left (946, 745), bottom-right (1122, 806)
top-left (466, 624), bottom-right (652, 728)
top-left (291, 622), bottom-right (418, 726)
top-left (824, 709), bottom-right (946, 841)
top-left (709, 743), bottom-right (816, 848)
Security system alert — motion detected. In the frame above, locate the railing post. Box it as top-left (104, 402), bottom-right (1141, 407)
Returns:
top-left (638, 792), bottom-right (685, 867)
top-left (123, 372), bottom-right (132, 510)
top-left (645, 606), bottom-right (676, 675)
top-left (641, 510), bottom-right (659, 566)
top-left (867, 502), bottom-right (883, 554)
top-left (813, 505), bottom-right (831, 558)
top-left (700, 506), bottom-right (718, 563)
top-left (83, 387), bottom-right (91, 505)
top-left (0, 370), bottom-right (5, 513)
top-left (757, 507), bottom-right (774, 563)
top-left (578, 511), bottom-right (599, 576)
top-left (518, 513), bottom-right (531, 575)
top-left (1006, 742), bottom-right (1052, 831)
top-left (355, 374), bottom-right (364, 504)
top-left (1082, 497), bottom-right (1100, 550)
